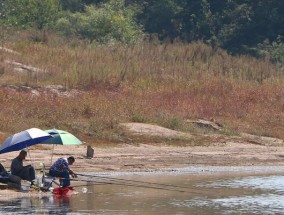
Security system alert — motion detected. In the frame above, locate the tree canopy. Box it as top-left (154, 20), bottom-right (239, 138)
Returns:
top-left (1, 0), bottom-right (283, 63)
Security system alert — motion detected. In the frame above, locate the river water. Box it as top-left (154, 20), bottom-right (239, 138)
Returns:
top-left (1, 166), bottom-right (284, 215)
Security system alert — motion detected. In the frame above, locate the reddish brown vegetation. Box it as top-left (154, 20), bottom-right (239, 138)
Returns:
top-left (1, 34), bottom-right (284, 145)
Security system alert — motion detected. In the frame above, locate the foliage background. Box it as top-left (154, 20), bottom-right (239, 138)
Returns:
top-left (0, 0), bottom-right (284, 145)
top-left (1, 0), bottom-right (283, 62)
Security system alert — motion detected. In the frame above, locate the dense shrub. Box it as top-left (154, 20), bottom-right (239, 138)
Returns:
top-left (1, 0), bottom-right (61, 30)
top-left (257, 37), bottom-right (284, 66)
top-left (55, 0), bottom-right (143, 44)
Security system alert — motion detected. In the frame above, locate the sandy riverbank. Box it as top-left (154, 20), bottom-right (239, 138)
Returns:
top-left (1, 140), bottom-right (284, 199)
top-left (1, 140), bottom-right (284, 174)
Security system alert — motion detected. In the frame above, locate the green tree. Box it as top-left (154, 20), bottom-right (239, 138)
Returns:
top-left (2, 0), bottom-right (61, 30)
top-left (59, 0), bottom-right (84, 12)
top-left (56, 0), bottom-right (143, 43)
top-left (215, 0), bottom-right (284, 54)
top-left (138, 0), bottom-right (183, 40)
top-left (257, 36), bottom-right (284, 65)
top-left (179, 0), bottom-right (213, 41)
top-left (134, 0), bottom-right (215, 41)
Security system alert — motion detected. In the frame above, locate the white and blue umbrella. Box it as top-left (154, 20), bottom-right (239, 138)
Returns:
top-left (0, 128), bottom-right (52, 154)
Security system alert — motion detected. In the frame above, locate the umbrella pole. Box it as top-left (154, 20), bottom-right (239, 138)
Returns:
top-left (26, 146), bottom-right (34, 166)
top-left (51, 144), bottom-right (55, 165)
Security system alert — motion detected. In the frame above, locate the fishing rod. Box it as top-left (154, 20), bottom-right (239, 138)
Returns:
top-left (69, 178), bottom-right (115, 186)
top-left (99, 181), bottom-right (191, 193)
top-left (69, 177), bottom-right (191, 193)
top-left (76, 173), bottom-right (191, 191)
top-left (50, 177), bottom-right (130, 187)
top-left (70, 181), bottom-right (114, 188)
top-left (57, 176), bottom-right (211, 195)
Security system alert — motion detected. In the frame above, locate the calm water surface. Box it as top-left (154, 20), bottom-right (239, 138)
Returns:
top-left (1, 166), bottom-right (284, 215)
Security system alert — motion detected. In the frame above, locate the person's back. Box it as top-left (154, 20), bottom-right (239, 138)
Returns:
top-left (50, 157), bottom-right (68, 172)
top-left (49, 156), bottom-right (76, 187)
top-left (10, 150), bottom-right (35, 183)
top-left (10, 157), bottom-right (22, 175)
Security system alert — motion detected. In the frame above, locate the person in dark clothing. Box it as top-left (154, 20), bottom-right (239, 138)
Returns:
top-left (0, 163), bottom-right (21, 185)
top-left (49, 156), bottom-right (77, 187)
top-left (0, 163), bottom-right (9, 183)
top-left (0, 163), bottom-right (6, 173)
top-left (10, 150), bottom-right (35, 183)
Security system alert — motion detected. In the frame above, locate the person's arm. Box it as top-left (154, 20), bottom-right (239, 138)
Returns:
top-left (24, 164), bottom-right (32, 168)
top-left (68, 168), bottom-right (77, 178)
top-left (62, 159), bottom-right (77, 178)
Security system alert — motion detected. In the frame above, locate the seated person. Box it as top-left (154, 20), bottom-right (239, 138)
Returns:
top-left (0, 162), bottom-right (21, 184)
top-left (0, 163), bottom-right (6, 174)
top-left (0, 163), bottom-right (9, 183)
top-left (49, 156), bottom-right (77, 187)
top-left (10, 150), bottom-right (35, 184)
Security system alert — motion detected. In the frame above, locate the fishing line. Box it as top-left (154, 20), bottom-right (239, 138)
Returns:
top-left (77, 173), bottom-right (191, 190)
top-left (101, 181), bottom-right (190, 193)
top-left (69, 177), bottom-right (191, 193)
top-left (74, 175), bottom-right (195, 193)
top-left (58, 177), bottom-right (188, 192)
top-left (57, 177), bottom-right (189, 193)
top-left (46, 177), bottom-right (211, 195)
top-left (75, 173), bottom-right (214, 195)
top-left (69, 178), bottom-right (114, 185)
top-left (71, 181), bottom-right (120, 188)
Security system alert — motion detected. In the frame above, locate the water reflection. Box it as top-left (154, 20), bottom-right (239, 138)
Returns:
top-left (0, 173), bottom-right (284, 214)
top-left (0, 194), bottom-right (72, 215)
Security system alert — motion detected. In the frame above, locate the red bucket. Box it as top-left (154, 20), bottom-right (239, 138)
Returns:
top-left (53, 186), bottom-right (74, 195)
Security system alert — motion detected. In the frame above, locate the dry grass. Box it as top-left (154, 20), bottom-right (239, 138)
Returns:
top-left (0, 31), bottom-right (284, 145)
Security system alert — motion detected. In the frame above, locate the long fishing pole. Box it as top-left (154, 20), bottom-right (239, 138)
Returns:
top-left (69, 178), bottom-right (115, 186)
top-left (69, 178), bottom-right (191, 193)
top-left (57, 176), bottom-right (210, 195)
top-left (76, 173), bottom-right (191, 190)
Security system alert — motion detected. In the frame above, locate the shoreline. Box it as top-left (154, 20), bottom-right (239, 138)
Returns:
top-left (1, 164), bottom-right (284, 201)
top-left (91, 165), bottom-right (284, 176)
top-left (1, 142), bottom-right (284, 174)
